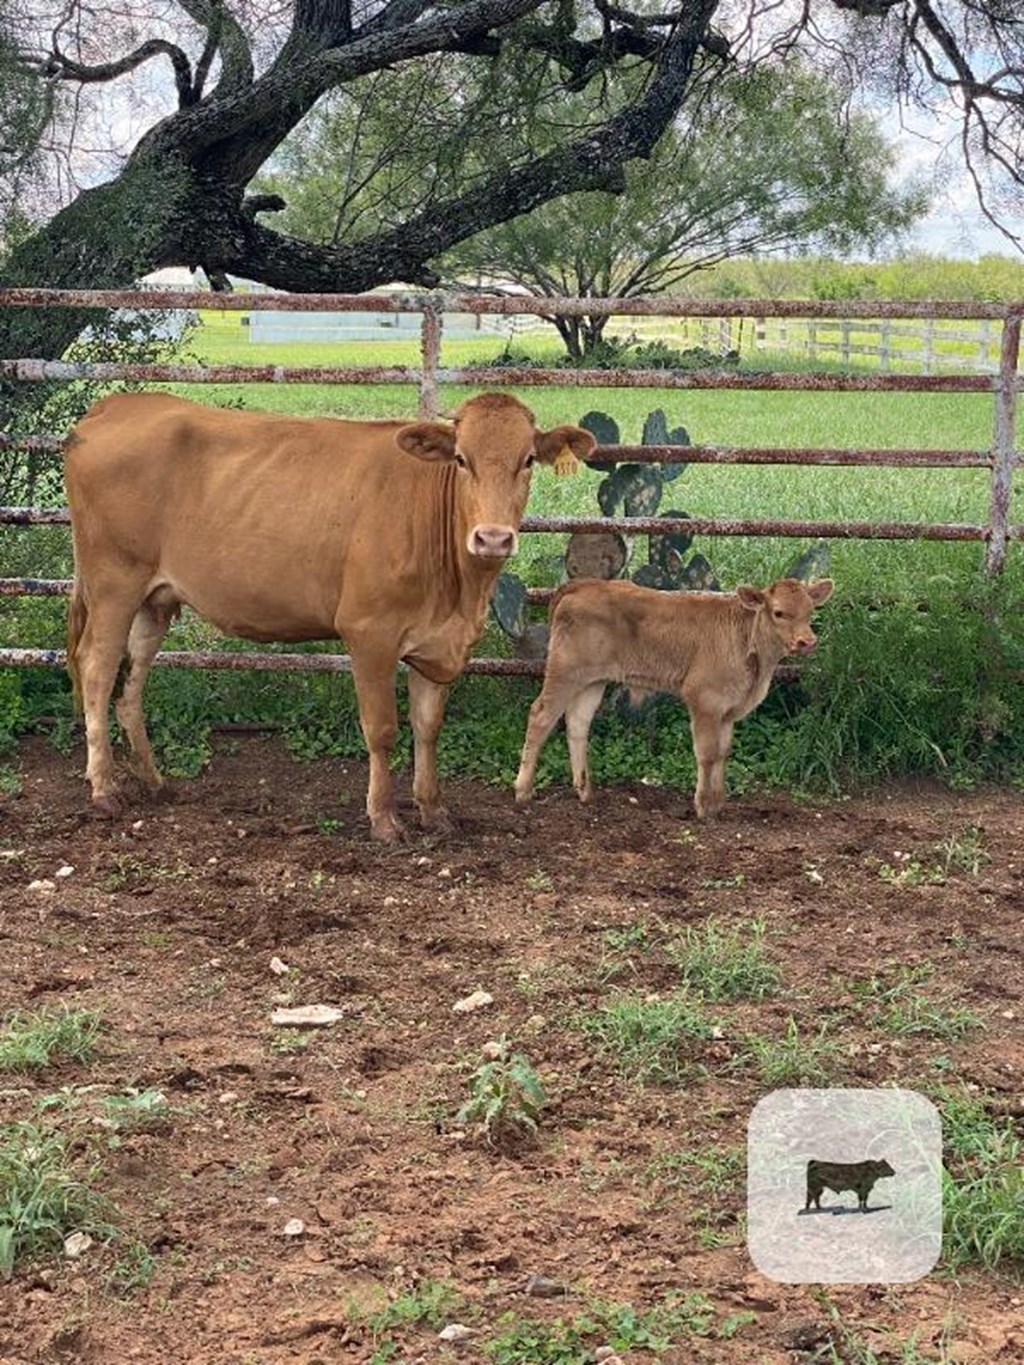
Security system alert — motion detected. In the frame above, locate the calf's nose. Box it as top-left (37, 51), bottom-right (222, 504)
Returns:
top-left (793, 634), bottom-right (818, 654)
top-left (469, 524), bottom-right (517, 559)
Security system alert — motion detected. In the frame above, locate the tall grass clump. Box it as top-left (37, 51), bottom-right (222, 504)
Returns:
top-left (939, 1088), bottom-right (1024, 1272)
top-left (0, 1122), bottom-right (113, 1279)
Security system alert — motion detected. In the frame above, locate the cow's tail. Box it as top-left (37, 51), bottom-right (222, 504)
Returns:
top-left (66, 575), bottom-right (88, 715)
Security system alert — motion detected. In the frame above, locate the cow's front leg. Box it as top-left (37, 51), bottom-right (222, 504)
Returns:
top-left (349, 647), bottom-right (403, 842)
top-left (689, 706), bottom-right (733, 820)
top-left (408, 668), bottom-right (451, 832)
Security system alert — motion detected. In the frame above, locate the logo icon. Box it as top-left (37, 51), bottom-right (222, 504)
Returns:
top-left (747, 1089), bottom-right (941, 1283)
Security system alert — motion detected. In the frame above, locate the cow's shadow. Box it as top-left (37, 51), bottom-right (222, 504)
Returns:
top-left (798, 1205), bottom-right (893, 1217)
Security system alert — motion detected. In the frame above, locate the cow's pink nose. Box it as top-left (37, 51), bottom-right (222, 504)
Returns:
top-left (794, 636), bottom-right (818, 654)
top-left (469, 525), bottom-right (517, 558)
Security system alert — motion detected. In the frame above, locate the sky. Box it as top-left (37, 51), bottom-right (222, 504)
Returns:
top-left (876, 102), bottom-right (1020, 261)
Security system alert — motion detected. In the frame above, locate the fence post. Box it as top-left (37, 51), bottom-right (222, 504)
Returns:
top-left (419, 295), bottom-right (444, 417)
top-left (985, 311), bottom-right (1021, 575)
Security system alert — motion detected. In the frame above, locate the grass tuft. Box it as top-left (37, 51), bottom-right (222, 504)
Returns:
top-left (0, 1008), bottom-right (102, 1072)
top-left (668, 917), bottom-right (781, 1000)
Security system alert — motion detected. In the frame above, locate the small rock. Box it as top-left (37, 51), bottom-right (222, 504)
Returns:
top-left (452, 990), bottom-right (494, 1014)
top-left (282, 1218), bottom-right (305, 1238)
top-left (415, 855), bottom-right (431, 867)
top-left (63, 1232), bottom-right (93, 1259)
top-left (131, 820), bottom-right (144, 831)
top-left (269, 956), bottom-right (289, 976)
top-left (266, 1196), bottom-right (281, 1207)
top-left (481, 1040), bottom-right (505, 1060)
top-left (438, 867), bottom-right (452, 879)
top-left (27, 879), bottom-right (56, 894)
top-left (524, 1272), bottom-right (566, 1298)
top-left (383, 895), bottom-right (398, 908)
top-left (54, 865), bottom-right (75, 879)
top-left (595, 1351), bottom-right (624, 1365)
top-left (271, 1005), bottom-right (344, 1027)
top-left (437, 1324), bottom-right (474, 1343)
top-left (218, 1092), bottom-right (239, 1105)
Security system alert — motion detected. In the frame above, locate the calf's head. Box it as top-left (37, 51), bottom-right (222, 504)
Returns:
top-left (395, 393), bottom-right (595, 561)
top-left (737, 577), bottom-right (834, 655)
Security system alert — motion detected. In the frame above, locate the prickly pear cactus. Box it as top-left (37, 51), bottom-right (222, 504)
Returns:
top-left (783, 540), bottom-right (831, 583)
top-left (641, 409), bottom-right (690, 483)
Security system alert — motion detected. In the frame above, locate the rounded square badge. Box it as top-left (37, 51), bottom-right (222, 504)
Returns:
top-left (747, 1088), bottom-right (942, 1283)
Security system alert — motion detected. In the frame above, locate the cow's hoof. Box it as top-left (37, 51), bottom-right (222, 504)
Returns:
top-left (370, 813), bottom-right (406, 844)
top-left (576, 784), bottom-right (593, 805)
top-left (419, 806), bottom-right (453, 835)
top-left (91, 792), bottom-right (123, 819)
top-left (514, 785), bottom-right (533, 806)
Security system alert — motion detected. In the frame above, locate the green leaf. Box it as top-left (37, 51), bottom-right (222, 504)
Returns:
top-left (783, 540), bottom-right (831, 582)
top-left (491, 573), bottom-right (527, 639)
top-left (679, 554), bottom-right (720, 592)
top-left (579, 410), bottom-right (619, 471)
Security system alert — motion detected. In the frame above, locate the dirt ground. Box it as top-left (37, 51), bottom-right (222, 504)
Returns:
top-left (1, 735), bottom-right (1022, 1365)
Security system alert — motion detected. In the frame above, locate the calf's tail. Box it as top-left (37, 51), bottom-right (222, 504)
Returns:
top-left (66, 577), bottom-right (88, 714)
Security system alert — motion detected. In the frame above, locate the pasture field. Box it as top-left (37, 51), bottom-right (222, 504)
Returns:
top-left (1, 736), bottom-right (1024, 1363)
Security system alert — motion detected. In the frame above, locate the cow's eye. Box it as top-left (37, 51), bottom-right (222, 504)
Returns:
top-left (773, 609), bottom-right (785, 620)
top-left (524, 453), bottom-right (535, 470)
top-left (454, 452), bottom-right (467, 468)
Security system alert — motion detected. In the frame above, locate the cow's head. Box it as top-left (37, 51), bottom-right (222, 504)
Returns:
top-left (737, 577), bottom-right (834, 655)
top-left (395, 393), bottom-right (596, 561)
top-left (873, 1159), bottom-right (896, 1177)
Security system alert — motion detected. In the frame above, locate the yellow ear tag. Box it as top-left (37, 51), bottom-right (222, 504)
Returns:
top-left (552, 445), bottom-right (581, 477)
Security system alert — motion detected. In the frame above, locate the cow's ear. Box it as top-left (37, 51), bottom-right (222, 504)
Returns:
top-left (395, 422), bottom-right (457, 462)
top-left (808, 578), bottom-right (834, 606)
top-left (534, 424), bottom-right (598, 466)
top-left (736, 585), bottom-right (766, 611)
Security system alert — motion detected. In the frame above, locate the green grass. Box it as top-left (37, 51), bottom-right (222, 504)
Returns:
top-left (0, 1122), bottom-right (114, 1279)
top-left (937, 1088), bottom-right (1024, 1272)
top-left (0, 1008), bottom-right (102, 1072)
top-left (743, 1017), bottom-right (841, 1086)
top-left (850, 967), bottom-right (982, 1042)
top-left (486, 1292), bottom-right (746, 1364)
top-left (578, 991), bottom-right (721, 1085)
top-left (667, 918), bottom-right (781, 1001)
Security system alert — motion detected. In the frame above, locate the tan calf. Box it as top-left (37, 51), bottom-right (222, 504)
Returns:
top-left (515, 577), bottom-right (833, 818)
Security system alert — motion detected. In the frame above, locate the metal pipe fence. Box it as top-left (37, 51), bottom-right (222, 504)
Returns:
top-left (1, 287), bottom-right (1021, 682)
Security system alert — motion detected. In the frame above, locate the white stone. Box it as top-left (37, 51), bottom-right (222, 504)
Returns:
top-left (270, 1005), bottom-right (344, 1027)
top-left (27, 879), bottom-right (56, 894)
top-left (63, 1232), bottom-right (93, 1259)
top-left (452, 990), bottom-right (494, 1014)
top-left (437, 1324), bottom-right (474, 1343)
top-left (269, 956), bottom-right (290, 976)
top-left (282, 1218), bottom-right (305, 1237)
top-left (55, 865), bottom-right (75, 879)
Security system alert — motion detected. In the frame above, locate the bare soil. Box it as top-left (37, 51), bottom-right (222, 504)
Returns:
top-left (1, 735), bottom-right (1023, 1364)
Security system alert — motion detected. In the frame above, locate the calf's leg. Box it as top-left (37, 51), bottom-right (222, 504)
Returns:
top-left (565, 682), bottom-right (606, 803)
top-left (514, 674), bottom-right (579, 804)
top-left (689, 706), bottom-right (734, 819)
top-left (408, 668), bottom-right (451, 832)
top-left (349, 646), bottom-right (403, 842)
top-left (114, 601), bottom-right (172, 794)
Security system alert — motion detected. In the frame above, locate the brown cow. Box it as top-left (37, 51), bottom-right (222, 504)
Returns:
top-left (515, 576), bottom-right (833, 818)
top-left (64, 391), bottom-right (595, 839)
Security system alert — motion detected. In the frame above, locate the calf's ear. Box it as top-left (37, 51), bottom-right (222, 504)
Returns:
top-left (737, 585), bottom-right (766, 610)
top-left (534, 424), bottom-right (598, 466)
top-left (808, 578), bottom-right (834, 605)
top-left (395, 421), bottom-right (456, 462)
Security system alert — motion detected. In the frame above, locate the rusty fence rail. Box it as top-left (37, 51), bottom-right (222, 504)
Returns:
top-left (1, 287), bottom-right (1021, 682)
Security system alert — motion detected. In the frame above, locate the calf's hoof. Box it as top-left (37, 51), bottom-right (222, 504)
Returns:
top-left (513, 782), bottom-right (533, 806)
top-left (575, 783), bottom-right (593, 805)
